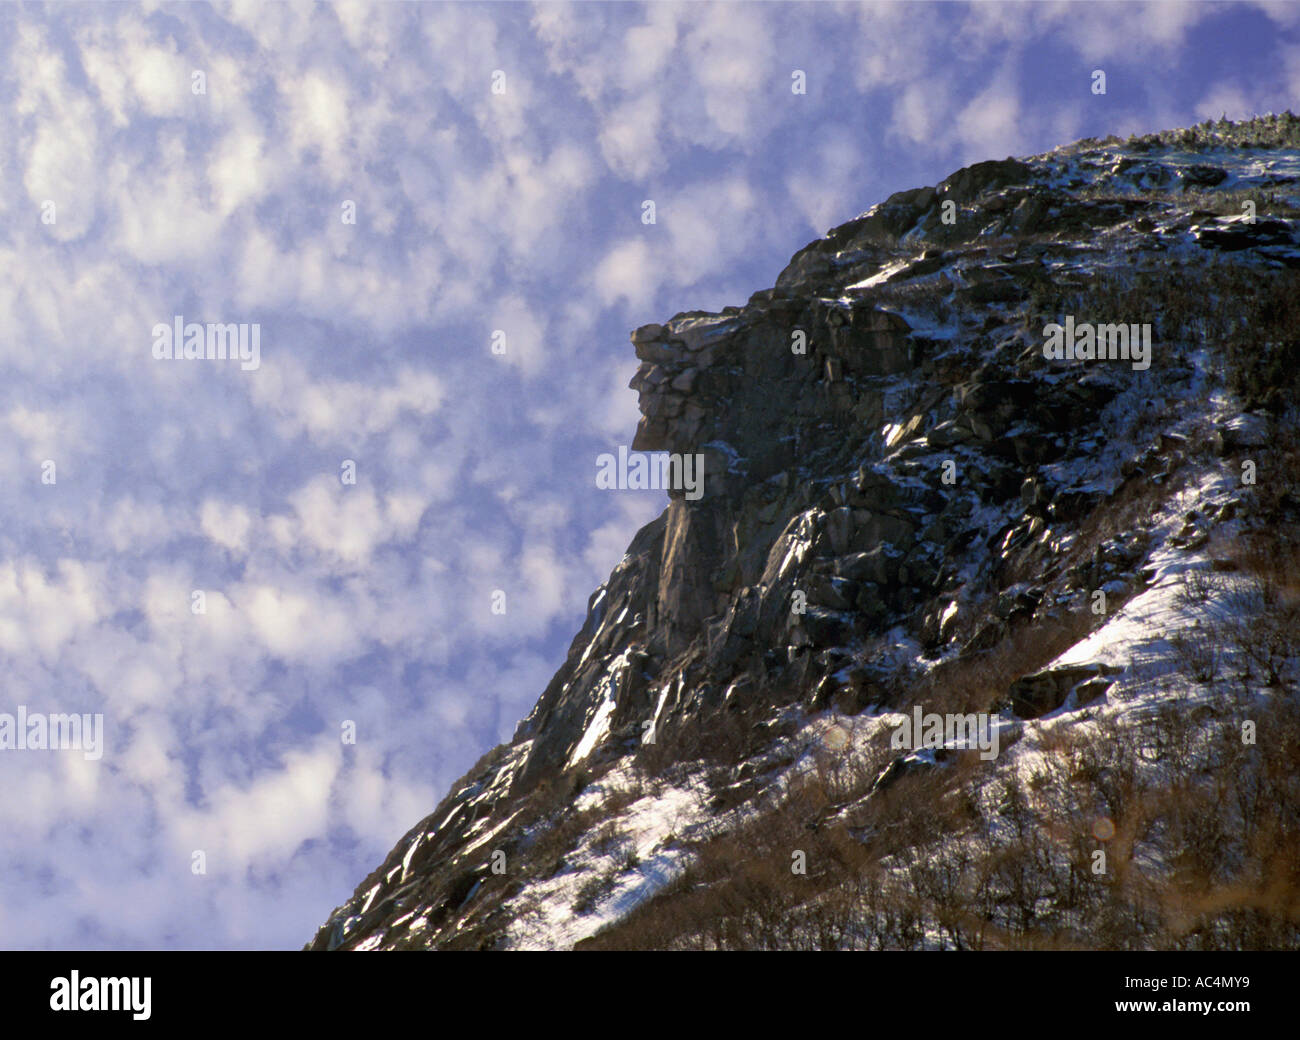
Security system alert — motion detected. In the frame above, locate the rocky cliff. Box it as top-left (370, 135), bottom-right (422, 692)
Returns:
top-left (307, 115), bottom-right (1300, 951)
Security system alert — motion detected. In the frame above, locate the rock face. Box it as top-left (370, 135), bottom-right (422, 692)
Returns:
top-left (306, 117), bottom-right (1300, 951)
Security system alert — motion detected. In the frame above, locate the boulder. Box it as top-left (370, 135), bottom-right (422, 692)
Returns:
top-left (631, 323), bottom-right (666, 344)
top-left (799, 606), bottom-right (854, 648)
top-left (836, 544), bottom-right (904, 587)
top-left (1008, 662), bottom-right (1121, 719)
top-left (1195, 218), bottom-right (1294, 251)
top-left (1180, 163), bottom-right (1227, 188)
top-left (937, 157), bottom-right (1034, 204)
top-left (1214, 412), bottom-right (1269, 454)
top-left (851, 509), bottom-right (917, 548)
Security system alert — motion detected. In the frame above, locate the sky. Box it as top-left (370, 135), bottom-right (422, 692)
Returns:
top-left (0, 0), bottom-right (1297, 950)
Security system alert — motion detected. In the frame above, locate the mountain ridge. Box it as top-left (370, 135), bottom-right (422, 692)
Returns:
top-left (307, 114), bottom-right (1300, 951)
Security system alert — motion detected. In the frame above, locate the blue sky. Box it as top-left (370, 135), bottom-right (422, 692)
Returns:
top-left (0, 0), bottom-right (1296, 950)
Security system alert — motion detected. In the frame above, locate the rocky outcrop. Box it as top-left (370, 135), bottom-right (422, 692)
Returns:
top-left (306, 120), bottom-right (1300, 952)
top-left (774, 157), bottom-right (1036, 291)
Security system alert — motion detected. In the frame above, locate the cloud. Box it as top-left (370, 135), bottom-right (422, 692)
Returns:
top-left (593, 237), bottom-right (658, 310)
top-left (1195, 83), bottom-right (1261, 122)
top-left (1056, 0), bottom-right (1213, 62)
top-left (209, 129), bottom-right (274, 218)
top-left (664, 175), bottom-right (762, 284)
top-left (200, 500), bottom-right (254, 554)
top-left (13, 24), bottom-right (102, 241)
top-left (236, 582), bottom-right (361, 662)
top-left (171, 743), bottom-right (342, 870)
top-left (281, 478), bottom-right (424, 567)
top-left (249, 360), bottom-right (444, 443)
top-left (955, 75), bottom-right (1026, 160)
top-left (286, 70), bottom-right (353, 174)
top-left (598, 93), bottom-right (664, 181)
top-left (0, 559), bottom-right (104, 661)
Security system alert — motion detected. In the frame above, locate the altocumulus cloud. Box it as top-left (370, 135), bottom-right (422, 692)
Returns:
top-left (0, 0), bottom-right (1294, 947)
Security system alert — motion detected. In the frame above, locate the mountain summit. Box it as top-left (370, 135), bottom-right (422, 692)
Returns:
top-left (308, 115), bottom-right (1300, 951)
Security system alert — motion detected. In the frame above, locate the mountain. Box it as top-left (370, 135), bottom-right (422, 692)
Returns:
top-left (307, 115), bottom-right (1300, 951)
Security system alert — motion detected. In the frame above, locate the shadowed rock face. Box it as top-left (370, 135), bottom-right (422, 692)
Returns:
top-left (306, 121), bottom-right (1300, 952)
